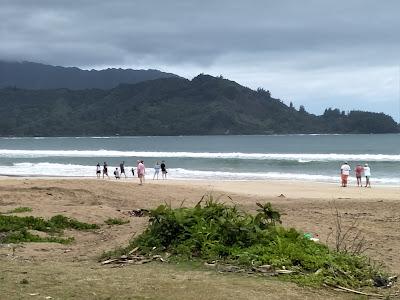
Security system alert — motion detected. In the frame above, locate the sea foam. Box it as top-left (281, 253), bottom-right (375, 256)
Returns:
top-left (0, 149), bottom-right (399, 161)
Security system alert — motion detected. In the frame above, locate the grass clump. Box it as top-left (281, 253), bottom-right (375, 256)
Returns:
top-left (104, 218), bottom-right (130, 226)
top-left (7, 207), bottom-right (33, 213)
top-left (0, 214), bottom-right (99, 244)
top-left (106, 197), bottom-right (389, 289)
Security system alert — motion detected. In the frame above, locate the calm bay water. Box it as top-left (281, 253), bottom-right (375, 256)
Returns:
top-left (0, 134), bottom-right (399, 185)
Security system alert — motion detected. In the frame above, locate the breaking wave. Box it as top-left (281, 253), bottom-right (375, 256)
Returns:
top-left (0, 149), bottom-right (399, 162)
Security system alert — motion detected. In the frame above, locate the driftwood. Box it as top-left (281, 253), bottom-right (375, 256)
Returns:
top-left (100, 253), bottom-right (166, 266)
top-left (126, 209), bottom-right (150, 217)
top-left (333, 285), bottom-right (385, 298)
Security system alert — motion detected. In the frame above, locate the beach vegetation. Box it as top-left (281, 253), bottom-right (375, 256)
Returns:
top-left (102, 196), bottom-right (390, 289)
top-left (0, 214), bottom-right (99, 244)
top-left (104, 218), bottom-right (130, 225)
top-left (6, 207), bottom-right (33, 213)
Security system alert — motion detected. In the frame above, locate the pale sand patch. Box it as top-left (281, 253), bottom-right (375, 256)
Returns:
top-left (155, 179), bottom-right (400, 201)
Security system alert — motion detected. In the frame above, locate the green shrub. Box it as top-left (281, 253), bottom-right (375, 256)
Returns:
top-left (105, 196), bottom-right (388, 288)
top-left (104, 218), bottom-right (130, 225)
top-left (7, 207), bottom-right (33, 213)
top-left (0, 214), bottom-right (98, 244)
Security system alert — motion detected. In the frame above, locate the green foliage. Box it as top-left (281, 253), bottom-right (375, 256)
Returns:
top-left (104, 218), bottom-right (130, 225)
top-left (6, 207), bottom-right (33, 213)
top-left (0, 214), bottom-right (98, 244)
top-left (4, 229), bottom-right (74, 244)
top-left (108, 198), bottom-right (388, 288)
top-left (0, 75), bottom-right (397, 136)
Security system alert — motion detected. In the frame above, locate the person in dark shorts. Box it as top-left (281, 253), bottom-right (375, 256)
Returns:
top-left (103, 162), bottom-right (109, 179)
top-left (120, 161), bottom-right (126, 178)
top-left (364, 163), bottom-right (371, 187)
top-left (96, 163), bottom-right (101, 178)
top-left (114, 167), bottom-right (120, 179)
top-left (161, 160), bottom-right (167, 179)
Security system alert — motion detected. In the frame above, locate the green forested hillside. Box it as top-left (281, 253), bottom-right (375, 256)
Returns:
top-left (0, 74), bottom-right (398, 136)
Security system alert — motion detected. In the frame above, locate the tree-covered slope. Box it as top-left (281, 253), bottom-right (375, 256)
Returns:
top-left (0, 61), bottom-right (179, 90)
top-left (0, 74), bottom-right (398, 136)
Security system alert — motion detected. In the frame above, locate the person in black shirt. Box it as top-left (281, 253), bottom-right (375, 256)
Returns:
top-left (103, 162), bottom-right (109, 179)
top-left (120, 161), bottom-right (126, 178)
top-left (160, 160), bottom-right (167, 179)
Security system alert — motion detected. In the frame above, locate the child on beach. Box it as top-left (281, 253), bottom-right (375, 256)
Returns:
top-left (96, 163), bottom-right (101, 178)
top-left (114, 167), bottom-right (120, 179)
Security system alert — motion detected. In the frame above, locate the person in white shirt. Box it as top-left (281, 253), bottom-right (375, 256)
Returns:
top-left (340, 162), bottom-right (351, 187)
top-left (114, 167), bottom-right (120, 179)
top-left (96, 163), bottom-right (101, 178)
top-left (363, 163), bottom-right (371, 187)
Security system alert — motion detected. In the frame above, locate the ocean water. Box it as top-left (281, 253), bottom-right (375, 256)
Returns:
top-left (0, 135), bottom-right (399, 185)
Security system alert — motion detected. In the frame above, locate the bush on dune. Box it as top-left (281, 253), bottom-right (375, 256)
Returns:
top-left (106, 196), bottom-right (390, 288)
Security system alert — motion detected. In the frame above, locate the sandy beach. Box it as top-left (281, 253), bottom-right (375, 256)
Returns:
top-left (1, 177), bottom-right (399, 299)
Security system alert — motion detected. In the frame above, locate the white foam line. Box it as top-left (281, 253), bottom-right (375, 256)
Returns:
top-left (0, 149), bottom-right (400, 161)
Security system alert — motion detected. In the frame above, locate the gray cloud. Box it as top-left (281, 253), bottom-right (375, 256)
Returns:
top-left (1, 0), bottom-right (400, 120)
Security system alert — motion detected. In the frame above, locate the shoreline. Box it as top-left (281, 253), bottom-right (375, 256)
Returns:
top-left (1, 176), bottom-right (398, 200)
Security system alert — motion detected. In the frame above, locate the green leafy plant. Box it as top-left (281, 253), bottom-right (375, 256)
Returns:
top-left (104, 218), bottom-right (130, 225)
top-left (0, 214), bottom-right (98, 244)
top-left (7, 207), bottom-right (33, 213)
top-left (103, 196), bottom-right (389, 289)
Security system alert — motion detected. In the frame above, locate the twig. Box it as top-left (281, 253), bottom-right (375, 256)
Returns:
top-left (334, 285), bottom-right (384, 298)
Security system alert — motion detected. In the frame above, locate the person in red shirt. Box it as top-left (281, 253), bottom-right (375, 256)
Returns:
top-left (355, 164), bottom-right (364, 187)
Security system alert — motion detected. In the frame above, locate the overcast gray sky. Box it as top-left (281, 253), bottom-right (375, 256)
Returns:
top-left (1, 0), bottom-right (400, 121)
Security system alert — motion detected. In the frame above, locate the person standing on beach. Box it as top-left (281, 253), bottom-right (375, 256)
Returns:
top-left (364, 163), bottom-right (371, 187)
top-left (161, 160), bottom-right (167, 179)
top-left (153, 161), bottom-right (160, 180)
top-left (136, 160), bottom-right (140, 178)
top-left (355, 164), bottom-right (363, 187)
top-left (138, 160), bottom-right (145, 185)
top-left (96, 163), bottom-right (101, 178)
top-left (103, 162), bottom-right (109, 179)
top-left (340, 162), bottom-right (351, 187)
top-left (131, 167), bottom-right (135, 177)
top-left (120, 161), bottom-right (126, 178)
top-left (114, 167), bottom-right (120, 179)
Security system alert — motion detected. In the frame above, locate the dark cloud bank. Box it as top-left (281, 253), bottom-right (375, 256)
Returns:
top-left (1, 0), bottom-right (400, 120)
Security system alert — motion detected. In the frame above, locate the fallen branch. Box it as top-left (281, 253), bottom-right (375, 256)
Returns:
top-left (333, 285), bottom-right (384, 298)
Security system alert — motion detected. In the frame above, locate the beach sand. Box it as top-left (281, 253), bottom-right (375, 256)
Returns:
top-left (0, 178), bottom-right (399, 299)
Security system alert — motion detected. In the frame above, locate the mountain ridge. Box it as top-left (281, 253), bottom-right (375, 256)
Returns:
top-left (0, 74), bottom-right (398, 136)
top-left (0, 60), bottom-right (179, 90)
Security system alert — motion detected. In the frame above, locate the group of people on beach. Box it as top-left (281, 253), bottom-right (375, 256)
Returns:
top-left (340, 162), bottom-right (371, 187)
top-left (96, 160), bottom-right (168, 184)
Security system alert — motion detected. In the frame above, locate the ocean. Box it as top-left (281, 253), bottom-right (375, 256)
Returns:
top-left (0, 134), bottom-right (399, 185)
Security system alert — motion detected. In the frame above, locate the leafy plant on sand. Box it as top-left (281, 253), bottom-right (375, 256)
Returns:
top-left (6, 207), bottom-right (33, 213)
top-left (104, 218), bottom-right (130, 225)
top-left (0, 214), bottom-right (99, 244)
top-left (103, 195), bottom-right (390, 289)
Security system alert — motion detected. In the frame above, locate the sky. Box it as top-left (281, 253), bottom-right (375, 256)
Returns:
top-left (1, 0), bottom-right (400, 121)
